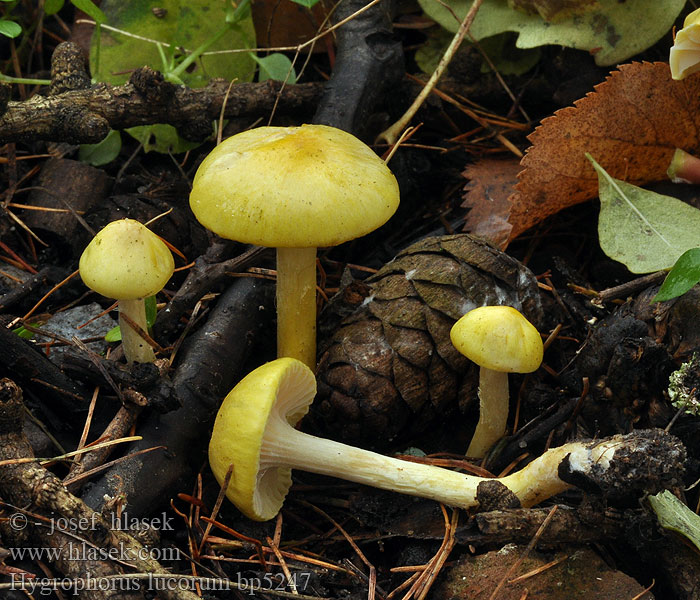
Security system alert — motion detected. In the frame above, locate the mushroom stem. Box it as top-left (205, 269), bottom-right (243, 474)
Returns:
top-left (467, 368), bottom-right (509, 458)
top-left (119, 298), bottom-right (155, 364)
top-left (261, 415), bottom-right (615, 510)
top-left (276, 247), bottom-right (317, 369)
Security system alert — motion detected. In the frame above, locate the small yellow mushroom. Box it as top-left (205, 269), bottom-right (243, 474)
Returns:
top-left (450, 306), bottom-right (543, 458)
top-left (79, 219), bottom-right (174, 364)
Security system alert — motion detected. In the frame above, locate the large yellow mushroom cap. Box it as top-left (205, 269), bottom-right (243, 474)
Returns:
top-left (79, 219), bottom-right (174, 300)
top-left (450, 305), bottom-right (543, 373)
top-left (189, 124), bottom-right (400, 248)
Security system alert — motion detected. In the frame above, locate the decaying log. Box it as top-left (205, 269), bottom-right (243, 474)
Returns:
top-left (0, 42), bottom-right (323, 144)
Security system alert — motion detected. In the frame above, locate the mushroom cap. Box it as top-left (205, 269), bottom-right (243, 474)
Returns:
top-left (189, 124), bottom-right (400, 248)
top-left (450, 306), bottom-right (543, 373)
top-left (208, 357), bottom-right (316, 521)
top-left (79, 219), bottom-right (174, 300)
top-left (670, 7), bottom-right (700, 80)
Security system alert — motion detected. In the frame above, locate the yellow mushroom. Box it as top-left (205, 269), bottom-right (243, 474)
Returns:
top-left (670, 7), bottom-right (700, 80)
top-left (79, 219), bottom-right (174, 364)
top-left (189, 124), bottom-right (400, 369)
top-left (450, 306), bottom-right (543, 458)
top-left (208, 357), bottom-right (633, 522)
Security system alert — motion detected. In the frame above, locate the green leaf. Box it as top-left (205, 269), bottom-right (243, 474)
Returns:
top-left (144, 295), bottom-right (157, 326)
top-left (78, 129), bottom-right (122, 166)
top-left (104, 296), bottom-right (158, 343)
top-left (589, 154), bottom-right (700, 274)
top-left (44, 0), bottom-right (65, 16)
top-left (0, 20), bottom-right (21, 39)
top-left (417, 0), bottom-right (685, 67)
top-left (71, 0), bottom-right (107, 24)
top-left (289, 0), bottom-right (321, 7)
top-left (648, 490), bottom-right (700, 554)
top-left (653, 248), bottom-right (700, 302)
top-left (477, 33), bottom-right (541, 75)
top-left (92, 0), bottom-right (256, 89)
top-left (126, 124), bottom-right (202, 154)
top-left (12, 326), bottom-right (35, 340)
top-left (252, 53), bottom-right (297, 83)
top-left (104, 324), bottom-right (122, 342)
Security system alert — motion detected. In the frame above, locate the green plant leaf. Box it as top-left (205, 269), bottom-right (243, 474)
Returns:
top-left (477, 33), bottom-right (541, 75)
top-left (44, 0), bottom-right (65, 16)
top-left (71, 0), bottom-right (106, 24)
top-left (0, 20), bottom-right (21, 39)
top-left (417, 0), bottom-right (684, 66)
top-left (78, 129), bottom-right (122, 166)
top-left (104, 296), bottom-right (158, 343)
top-left (252, 53), bottom-right (297, 83)
top-left (126, 124), bottom-right (202, 154)
top-left (590, 154), bottom-right (700, 274)
top-left (648, 490), bottom-right (700, 554)
top-left (104, 324), bottom-right (122, 342)
top-left (144, 295), bottom-right (157, 326)
top-left (289, 0), bottom-right (321, 7)
top-left (91, 0), bottom-right (256, 89)
top-left (653, 248), bottom-right (700, 302)
top-left (12, 326), bottom-right (35, 340)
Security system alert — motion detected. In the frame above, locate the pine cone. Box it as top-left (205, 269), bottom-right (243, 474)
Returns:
top-left (311, 234), bottom-right (543, 448)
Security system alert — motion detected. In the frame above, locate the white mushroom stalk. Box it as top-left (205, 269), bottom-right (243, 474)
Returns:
top-left (209, 358), bottom-right (655, 522)
top-left (189, 124), bottom-right (400, 370)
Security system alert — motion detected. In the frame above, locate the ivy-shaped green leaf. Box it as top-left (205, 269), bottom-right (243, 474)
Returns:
top-left (418, 0), bottom-right (684, 67)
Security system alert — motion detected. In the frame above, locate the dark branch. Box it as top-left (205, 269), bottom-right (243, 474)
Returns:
top-left (0, 42), bottom-right (323, 144)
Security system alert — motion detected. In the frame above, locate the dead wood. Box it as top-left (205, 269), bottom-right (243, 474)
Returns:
top-left (0, 265), bottom-right (70, 312)
top-left (0, 378), bottom-right (199, 600)
top-left (312, 0), bottom-right (403, 136)
top-left (0, 42), bottom-right (323, 145)
top-left (0, 313), bottom-right (87, 408)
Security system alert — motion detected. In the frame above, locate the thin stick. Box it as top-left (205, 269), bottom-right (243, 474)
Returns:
top-left (377, 0), bottom-right (484, 145)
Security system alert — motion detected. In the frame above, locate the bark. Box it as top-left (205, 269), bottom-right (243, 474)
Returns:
top-left (312, 0), bottom-right (403, 138)
top-left (0, 42), bottom-right (323, 144)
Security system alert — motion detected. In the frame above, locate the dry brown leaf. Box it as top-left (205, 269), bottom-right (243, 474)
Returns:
top-left (508, 62), bottom-right (700, 243)
top-left (461, 158), bottom-right (522, 249)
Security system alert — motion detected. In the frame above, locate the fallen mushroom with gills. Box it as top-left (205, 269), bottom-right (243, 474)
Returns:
top-left (79, 218), bottom-right (174, 364)
top-left (450, 306), bottom-right (544, 459)
top-left (189, 124), bottom-right (400, 369)
top-left (208, 358), bottom-right (682, 522)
